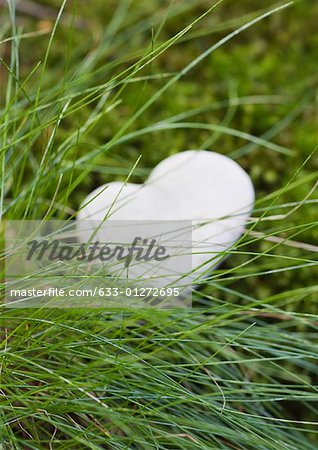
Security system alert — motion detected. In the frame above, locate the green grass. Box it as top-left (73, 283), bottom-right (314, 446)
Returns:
top-left (0, 0), bottom-right (318, 448)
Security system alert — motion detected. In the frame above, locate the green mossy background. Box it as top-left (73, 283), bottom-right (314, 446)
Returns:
top-left (1, 0), bottom-right (316, 300)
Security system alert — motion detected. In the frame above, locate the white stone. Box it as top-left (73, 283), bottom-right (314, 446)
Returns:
top-left (77, 150), bottom-right (255, 292)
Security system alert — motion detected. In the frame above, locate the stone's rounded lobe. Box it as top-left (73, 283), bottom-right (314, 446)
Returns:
top-left (77, 150), bottom-right (255, 286)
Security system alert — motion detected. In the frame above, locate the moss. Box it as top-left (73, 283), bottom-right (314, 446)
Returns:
top-left (1, 0), bottom-right (317, 300)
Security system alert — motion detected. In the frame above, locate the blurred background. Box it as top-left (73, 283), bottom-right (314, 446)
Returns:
top-left (1, 0), bottom-right (317, 300)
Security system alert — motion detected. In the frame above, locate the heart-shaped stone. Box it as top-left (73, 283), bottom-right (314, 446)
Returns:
top-left (77, 150), bottom-right (254, 294)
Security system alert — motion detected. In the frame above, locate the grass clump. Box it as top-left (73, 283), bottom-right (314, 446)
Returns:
top-left (0, 0), bottom-right (317, 448)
